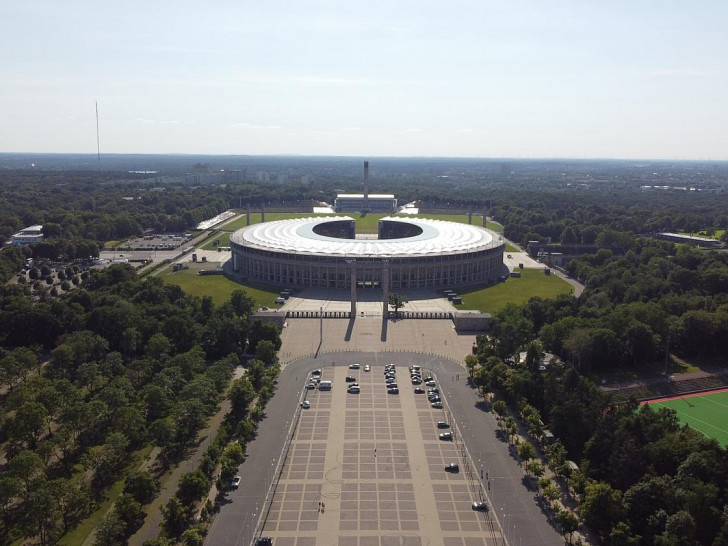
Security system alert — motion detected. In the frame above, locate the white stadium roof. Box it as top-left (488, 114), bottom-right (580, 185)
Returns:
top-left (230, 216), bottom-right (501, 258)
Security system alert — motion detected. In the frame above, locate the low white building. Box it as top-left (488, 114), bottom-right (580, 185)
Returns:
top-left (11, 225), bottom-right (44, 246)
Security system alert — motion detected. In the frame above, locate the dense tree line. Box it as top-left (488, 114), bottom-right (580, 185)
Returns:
top-left (472, 235), bottom-right (728, 544)
top-left (0, 264), bottom-right (280, 544)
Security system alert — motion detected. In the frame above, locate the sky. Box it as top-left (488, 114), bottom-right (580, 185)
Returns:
top-left (1, 1), bottom-right (727, 159)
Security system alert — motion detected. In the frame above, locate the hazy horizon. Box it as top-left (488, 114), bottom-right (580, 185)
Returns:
top-left (3, 1), bottom-right (727, 160)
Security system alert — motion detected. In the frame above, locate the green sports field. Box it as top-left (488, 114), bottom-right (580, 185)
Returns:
top-left (647, 390), bottom-right (728, 446)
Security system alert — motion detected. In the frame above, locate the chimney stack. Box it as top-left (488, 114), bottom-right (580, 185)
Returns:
top-left (363, 161), bottom-right (369, 200)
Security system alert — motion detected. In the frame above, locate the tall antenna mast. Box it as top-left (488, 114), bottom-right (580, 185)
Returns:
top-left (95, 101), bottom-right (101, 172)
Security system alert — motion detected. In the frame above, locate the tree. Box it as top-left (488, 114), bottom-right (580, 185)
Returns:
top-left (561, 226), bottom-right (578, 244)
top-left (9, 401), bottom-right (48, 450)
top-left (161, 496), bottom-right (188, 538)
top-left (388, 293), bottom-right (408, 317)
top-left (177, 470), bottom-right (209, 507)
top-left (124, 471), bottom-right (159, 504)
top-left (464, 354), bottom-right (478, 380)
top-left (579, 481), bottom-right (627, 540)
top-left (94, 510), bottom-right (126, 546)
top-left (557, 509), bottom-right (580, 544)
top-left (530, 461), bottom-right (545, 480)
top-left (517, 441), bottom-right (537, 473)
top-left (230, 289), bottom-right (255, 317)
top-left (8, 450), bottom-right (45, 492)
top-left (492, 400), bottom-right (507, 426)
top-left (473, 366), bottom-right (491, 398)
top-left (563, 329), bottom-right (591, 372)
top-left (0, 475), bottom-right (22, 530)
top-left (114, 493), bottom-right (144, 535)
top-left (48, 478), bottom-right (92, 534)
top-left (255, 340), bottom-right (278, 366)
top-left (181, 527), bottom-right (204, 546)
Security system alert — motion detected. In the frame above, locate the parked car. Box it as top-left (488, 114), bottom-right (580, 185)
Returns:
top-left (431, 401), bottom-right (443, 409)
top-left (301, 400), bottom-right (311, 409)
top-left (311, 369), bottom-right (322, 376)
top-left (439, 432), bottom-right (453, 440)
top-left (437, 421), bottom-right (450, 428)
top-left (345, 376), bottom-right (356, 382)
top-left (364, 365), bottom-right (370, 372)
top-left (445, 463), bottom-right (460, 472)
top-left (256, 538), bottom-right (272, 546)
top-left (472, 501), bottom-right (488, 511)
top-left (306, 382), bottom-right (317, 390)
top-left (349, 363), bottom-right (360, 369)
top-left (387, 387), bottom-right (399, 394)
top-left (414, 387), bottom-right (425, 394)
top-left (426, 380), bottom-right (437, 387)
top-left (347, 385), bottom-right (360, 394)
top-left (231, 476), bottom-right (241, 489)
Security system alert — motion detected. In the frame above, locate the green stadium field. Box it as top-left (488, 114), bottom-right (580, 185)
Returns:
top-left (646, 389), bottom-right (728, 446)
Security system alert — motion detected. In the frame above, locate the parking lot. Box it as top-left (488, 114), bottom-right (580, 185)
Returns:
top-left (258, 363), bottom-right (502, 546)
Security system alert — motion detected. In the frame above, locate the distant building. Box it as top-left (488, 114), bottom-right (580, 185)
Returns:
top-left (654, 232), bottom-right (721, 248)
top-left (334, 193), bottom-right (397, 213)
top-left (11, 225), bottom-right (44, 246)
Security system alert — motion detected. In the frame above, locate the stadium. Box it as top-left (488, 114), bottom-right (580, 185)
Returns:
top-left (229, 216), bottom-right (505, 290)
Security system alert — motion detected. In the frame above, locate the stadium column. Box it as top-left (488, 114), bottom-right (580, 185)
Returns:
top-left (349, 260), bottom-right (357, 316)
top-left (382, 259), bottom-right (390, 317)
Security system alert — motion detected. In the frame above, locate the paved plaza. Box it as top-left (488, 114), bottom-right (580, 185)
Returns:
top-left (261, 364), bottom-right (502, 546)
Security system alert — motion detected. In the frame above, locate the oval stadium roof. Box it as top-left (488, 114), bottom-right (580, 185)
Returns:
top-left (230, 216), bottom-right (501, 258)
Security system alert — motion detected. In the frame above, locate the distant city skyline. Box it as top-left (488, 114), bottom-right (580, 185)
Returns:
top-left (2, 1), bottom-right (727, 160)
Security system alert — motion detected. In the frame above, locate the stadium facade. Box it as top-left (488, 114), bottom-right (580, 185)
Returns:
top-left (229, 217), bottom-right (505, 290)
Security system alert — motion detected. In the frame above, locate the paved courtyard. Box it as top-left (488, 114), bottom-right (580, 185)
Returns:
top-left (257, 363), bottom-right (503, 546)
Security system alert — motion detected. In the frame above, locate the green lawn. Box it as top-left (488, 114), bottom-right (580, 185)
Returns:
top-left (458, 269), bottom-right (573, 314)
top-left (164, 268), bottom-right (280, 307)
top-left (201, 232), bottom-right (231, 250)
top-left (647, 390), bottom-right (728, 447)
top-left (505, 242), bottom-right (520, 252)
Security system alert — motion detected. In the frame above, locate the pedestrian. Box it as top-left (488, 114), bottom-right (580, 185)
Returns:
top-left (488, 480), bottom-right (491, 490)
top-left (486, 471), bottom-right (489, 480)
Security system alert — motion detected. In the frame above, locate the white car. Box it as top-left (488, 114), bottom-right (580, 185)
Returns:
top-left (301, 400), bottom-right (311, 409)
top-left (364, 365), bottom-right (370, 372)
top-left (349, 363), bottom-right (360, 369)
top-left (347, 385), bottom-right (360, 394)
top-left (231, 476), bottom-right (241, 489)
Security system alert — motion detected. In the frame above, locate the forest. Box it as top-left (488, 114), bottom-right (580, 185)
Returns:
top-left (0, 264), bottom-right (281, 545)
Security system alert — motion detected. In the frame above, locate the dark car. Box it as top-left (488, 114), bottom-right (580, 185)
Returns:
top-left (445, 463), bottom-right (460, 472)
top-left (387, 387), bottom-right (399, 394)
top-left (437, 421), bottom-right (450, 428)
top-left (439, 432), bottom-right (453, 440)
top-left (414, 387), bottom-right (425, 394)
top-left (472, 501), bottom-right (488, 511)
top-left (345, 376), bottom-right (356, 382)
top-left (431, 401), bottom-right (443, 409)
top-left (256, 538), bottom-right (273, 546)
